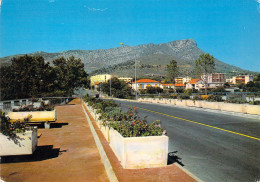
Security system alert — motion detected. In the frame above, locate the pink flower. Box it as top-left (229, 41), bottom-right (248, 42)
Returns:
top-left (163, 130), bottom-right (167, 135)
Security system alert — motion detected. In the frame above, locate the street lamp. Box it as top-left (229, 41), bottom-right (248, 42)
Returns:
top-left (120, 43), bottom-right (138, 100)
top-left (102, 51), bottom-right (112, 97)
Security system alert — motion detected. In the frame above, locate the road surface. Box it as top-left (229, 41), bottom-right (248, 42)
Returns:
top-left (115, 99), bottom-right (260, 182)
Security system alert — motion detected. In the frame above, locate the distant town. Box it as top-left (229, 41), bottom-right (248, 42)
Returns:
top-left (90, 73), bottom-right (254, 92)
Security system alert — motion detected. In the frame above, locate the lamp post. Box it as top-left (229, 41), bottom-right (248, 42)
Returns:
top-left (120, 43), bottom-right (138, 100)
top-left (102, 51), bottom-right (112, 97)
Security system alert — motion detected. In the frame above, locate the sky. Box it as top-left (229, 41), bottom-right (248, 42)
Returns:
top-left (0, 0), bottom-right (260, 71)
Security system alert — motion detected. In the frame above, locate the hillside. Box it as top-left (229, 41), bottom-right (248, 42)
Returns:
top-left (0, 39), bottom-right (256, 77)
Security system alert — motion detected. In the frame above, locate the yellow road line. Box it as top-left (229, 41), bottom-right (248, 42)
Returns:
top-left (125, 104), bottom-right (260, 141)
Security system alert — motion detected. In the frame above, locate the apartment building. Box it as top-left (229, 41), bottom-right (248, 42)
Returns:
top-left (232, 75), bottom-right (253, 84)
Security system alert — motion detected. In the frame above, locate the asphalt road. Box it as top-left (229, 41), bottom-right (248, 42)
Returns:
top-left (115, 100), bottom-right (260, 182)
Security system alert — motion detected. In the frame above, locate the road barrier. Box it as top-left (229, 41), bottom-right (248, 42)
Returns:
top-left (138, 98), bottom-right (260, 116)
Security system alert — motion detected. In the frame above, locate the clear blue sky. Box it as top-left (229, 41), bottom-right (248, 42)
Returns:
top-left (1, 0), bottom-right (260, 71)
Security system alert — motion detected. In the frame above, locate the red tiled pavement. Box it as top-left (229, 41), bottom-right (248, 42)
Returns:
top-left (0, 99), bottom-right (109, 182)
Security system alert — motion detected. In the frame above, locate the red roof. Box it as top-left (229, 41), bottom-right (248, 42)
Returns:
top-left (95, 82), bottom-right (101, 85)
top-left (174, 83), bottom-right (185, 87)
top-left (135, 79), bottom-right (159, 83)
top-left (189, 79), bottom-right (200, 84)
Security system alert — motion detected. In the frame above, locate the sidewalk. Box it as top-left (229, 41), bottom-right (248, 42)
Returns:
top-left (1, 99), bottom-right (198, 182)
top-left (0, 99), bottom-right (109, 182)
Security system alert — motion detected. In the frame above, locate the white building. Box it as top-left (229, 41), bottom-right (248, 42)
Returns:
top-left (175, 77), bottom-right (192, 84)
top-left (90, 74), bottom-right (113, 86)
top-left (132, 79), bottom-right (159, 90)
top-left (201, 73), bottom-right (226, 88)
top-left (186, 79), bottom-right (200, 89)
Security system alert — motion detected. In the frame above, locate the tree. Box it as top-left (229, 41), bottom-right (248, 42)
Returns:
top-left (0, 55), bottom-right (90, 100)
top-left (166, 60), bottom-right (178, 83)
top-left (101, 77), bottom-right (132, 98)
top-left (53, 56), bottom-right (90, 96)
top-left (0, 55), bottom-right (52, 100)
top-left (195, 53), bottom-right (215, 95)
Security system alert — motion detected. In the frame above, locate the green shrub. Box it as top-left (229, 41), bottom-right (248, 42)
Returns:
top-left (0, 111), bottom-right (33, 145)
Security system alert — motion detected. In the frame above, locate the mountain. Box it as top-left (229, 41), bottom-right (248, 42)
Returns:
top-left (0, 39), bottom-right (255, 78)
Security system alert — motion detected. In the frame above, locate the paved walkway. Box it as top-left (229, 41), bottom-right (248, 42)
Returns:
top-left (1, 99), bottom-right (197, 182)
top-left (1, 99), bottom-right (109, 182)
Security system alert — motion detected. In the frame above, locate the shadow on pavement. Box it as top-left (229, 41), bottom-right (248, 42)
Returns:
top-left (167, 151), bottom-right (184, 166)
top-left (28, 122), bottom-right (69, 129)
top-left (0, 145), bottom-right (66, 164)
top-left (50, 122), bottom-right (69, 128)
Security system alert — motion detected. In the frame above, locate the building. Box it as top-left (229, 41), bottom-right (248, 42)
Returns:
top-left (226, 78), bottom-right (233, 84)
top-left (201, 73), bottom-right (226, 88)
top-left (175, 77), bottom-right (192, 84)
top-left (160, 83), bottom-right (174, 89)
top-left (132, 79), bottom-right (159, 90)
top-left (174, 83), bottom-right (186, 89)
top-left (118, 77), bottom-right (133, 83)
top-left (186, 79), bottom-right (200, 89)
top-left (90, 74), bottom-right (113, 86)
top-left (232, 75), bottom-right (253, 84)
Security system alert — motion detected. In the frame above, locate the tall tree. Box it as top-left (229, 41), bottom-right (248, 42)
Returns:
top-left (195, 53), bottom-right (215, 95)
top-left (166, 60), bottom-right (178, 83)
top-left (53, 56), bottom-right (90, 96)
top-left (101, 77), bottom-right (132, 98)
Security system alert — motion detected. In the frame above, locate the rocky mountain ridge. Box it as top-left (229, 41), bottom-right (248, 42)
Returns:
top-left (0, 39), bottom-right (253, 77)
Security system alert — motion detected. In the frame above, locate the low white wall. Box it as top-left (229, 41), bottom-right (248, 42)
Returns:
top-left (244, 105), bottom-right (260, 115)
top-left (109, 128), bottom-right (168, 169)
top-left (138, 98), bottom-right (260, 116)
top-left (0, 129), bottom-right (38, 156)
top-left (100, 125), bottom-right (110, 142)
top-left (8, 110), bottom-right (56, 122)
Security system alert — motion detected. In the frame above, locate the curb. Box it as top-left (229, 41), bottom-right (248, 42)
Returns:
top-left (81, 103), bottom-right (119, 182)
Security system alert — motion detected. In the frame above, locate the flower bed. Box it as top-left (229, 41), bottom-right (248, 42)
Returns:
top-left (8, 101), bottom-right (56, 129)
top-left (84, 95), bottom-right (169, 169)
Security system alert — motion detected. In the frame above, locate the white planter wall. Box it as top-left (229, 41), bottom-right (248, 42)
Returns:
top-left (109, 128), bottom-right (168, 169)
top-left (0, 129), bottom-right (38, 156)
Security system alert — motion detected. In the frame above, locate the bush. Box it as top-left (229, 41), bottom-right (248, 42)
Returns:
top-left (208, 95), bottom-right (223, 102)
top-left (226, 93), bottom-right (247, 104)
top-left (0, 111), bottom-right (33, 144)
top-left (12, 102), bottom-right (54, 112)
top-left (201, 95), bottom-right (211, 100)
top-left (177, 93), bottom-right (190, 100)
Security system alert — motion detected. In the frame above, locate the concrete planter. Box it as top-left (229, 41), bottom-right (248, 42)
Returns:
top-left (8, 110), bottom-right (56, 122)
top-left (0, 129), bottom-right (38, 156)
top-left (100, 125), bottom-right (110, 142)
top-left (8, 110), bottom-right (56, 128)
top-left (109, 128), bottom-right (169, 169)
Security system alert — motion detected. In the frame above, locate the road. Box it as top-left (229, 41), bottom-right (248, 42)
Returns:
top-left (115, 99), bottom-right (260, 182)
